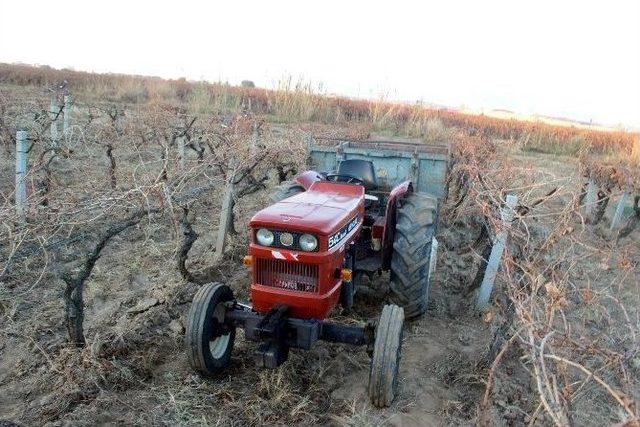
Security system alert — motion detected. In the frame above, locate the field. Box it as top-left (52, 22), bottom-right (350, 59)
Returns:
top-left (1, 64), bottom-right (639, 426)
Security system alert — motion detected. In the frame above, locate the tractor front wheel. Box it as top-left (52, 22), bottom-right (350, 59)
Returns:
top-left (185, 282), bottom-right (236, 376)
top-left (368, 304), bottom-right (405, 407)
top-left (389, 192), bottom-right (438, 319)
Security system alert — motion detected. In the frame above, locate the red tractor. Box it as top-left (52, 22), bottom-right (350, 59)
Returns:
top-left (186, 139), bottom-right (444, 407)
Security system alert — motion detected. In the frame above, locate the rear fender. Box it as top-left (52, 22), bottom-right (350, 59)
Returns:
top-left (294, 170), bottom-right (324, 190)
top-left (381, 180), bottom-right (413, 269)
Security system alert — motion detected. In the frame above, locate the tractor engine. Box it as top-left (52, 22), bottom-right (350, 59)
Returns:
top-left (247, 181), bottom-right (365, 319)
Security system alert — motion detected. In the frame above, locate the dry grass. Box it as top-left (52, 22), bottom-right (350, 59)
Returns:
top-left (1, 63), bottom-right (636, 155)
top-left (0, 92), bottom-right (327, 424)
top-left (446, 138), bottom-right (640, 426)
top-left (1, 65), bottom-right (639, 426)
top-left (631, 136), bottom-right (640, 166)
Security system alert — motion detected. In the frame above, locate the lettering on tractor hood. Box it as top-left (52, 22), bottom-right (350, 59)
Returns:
top-left (328, 215), bottom-right (360, 249)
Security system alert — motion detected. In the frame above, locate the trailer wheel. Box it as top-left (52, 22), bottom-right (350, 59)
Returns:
top-left (185, 282), bottom-right (236, 375)
top-left (368, 304), bottom-right (404, 407)
top-left (389, 192), bottom-right (438, 319)
top-left (269, 180), bottom-right (304, 203)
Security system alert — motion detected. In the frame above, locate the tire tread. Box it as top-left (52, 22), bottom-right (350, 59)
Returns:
top-left (368, 304), bottom-right (405, 407)
top-left (389, 193), bottom-right (438, 319)
top-left (185, 282), bottom-right (235, 375)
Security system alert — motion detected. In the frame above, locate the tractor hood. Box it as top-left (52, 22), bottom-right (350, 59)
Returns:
top-left (250, 181), bottom-right (365, 236)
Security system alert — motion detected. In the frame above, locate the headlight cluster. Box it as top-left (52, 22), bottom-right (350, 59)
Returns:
top-left (255, 228), bottom-right (275, 246)
top-left (298, 234), bottom-right (318, 251)
top-left (255, 228), bottom-right (318, 251)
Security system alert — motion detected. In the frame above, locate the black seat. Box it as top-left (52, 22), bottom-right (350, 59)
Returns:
top-left (337, 159), bottom-right (378, 191)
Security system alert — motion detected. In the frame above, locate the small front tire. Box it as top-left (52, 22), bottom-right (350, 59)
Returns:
top-left (368, 304), bottom-right (405, 407)
top-left (185, 282), bottom-right (236, 375)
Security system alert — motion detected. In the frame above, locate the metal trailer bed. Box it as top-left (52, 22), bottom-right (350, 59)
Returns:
top-left (307, 136), bottom-right (450, 198)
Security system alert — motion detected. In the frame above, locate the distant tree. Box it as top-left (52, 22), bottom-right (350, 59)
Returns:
top-left (241, 80), bottom-right (255, 88)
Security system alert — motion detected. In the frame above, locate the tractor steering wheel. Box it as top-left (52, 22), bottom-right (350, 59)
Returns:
top-left (325, 174), bottom-right (365, 186)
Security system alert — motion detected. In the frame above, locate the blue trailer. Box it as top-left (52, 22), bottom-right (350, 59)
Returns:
top-left (307, 136), bottom-right (450, 198)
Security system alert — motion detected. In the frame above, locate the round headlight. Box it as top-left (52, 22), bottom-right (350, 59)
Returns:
top-left (299, 234), bottom-right (318, 251)
top-left (256, 228), bottom-right (274, 246)
top-left (279, 232), bottom-right (294, 247)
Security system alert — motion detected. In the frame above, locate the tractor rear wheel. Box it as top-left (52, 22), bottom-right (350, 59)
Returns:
top-left (389, 192), bottom-right (438, 319)
top-left (185, 282), bottom-right (236, 376)
top-left (368, 304), bottom-right (404, 407)
top-left (269, 180), bottom-right (304, 203)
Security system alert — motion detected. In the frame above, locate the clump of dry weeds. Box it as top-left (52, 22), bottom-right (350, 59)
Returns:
top-left (446, 136), bottom-right (640, 425)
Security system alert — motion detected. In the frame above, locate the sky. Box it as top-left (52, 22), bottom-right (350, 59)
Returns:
top-left (1, 0), bottom-right (639, 128)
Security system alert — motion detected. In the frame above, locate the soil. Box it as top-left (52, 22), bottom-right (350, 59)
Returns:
top-left (1, 100), bottom-right (638, 426)
top-left (0, 181), bottom-right (495, 426)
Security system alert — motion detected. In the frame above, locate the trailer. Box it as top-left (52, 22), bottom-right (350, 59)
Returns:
top-left (307, 136), bottom-right (450, 198)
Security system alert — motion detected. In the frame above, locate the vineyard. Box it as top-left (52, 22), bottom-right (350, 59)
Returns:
top-left (1, 63), bottom-right (637, 155)
top-left (0, 67), bottom-right (639, 426)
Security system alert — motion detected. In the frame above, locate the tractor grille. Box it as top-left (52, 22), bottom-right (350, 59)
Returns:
top-left (256, 258), bottom-right (319, 293)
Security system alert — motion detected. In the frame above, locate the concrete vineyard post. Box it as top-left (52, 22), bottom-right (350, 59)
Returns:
top-left (63, 95), bottom-right (72, 135)
top-left (50, 97), bottom-right (59, 146)
top-left (610, 191), bottom-right (630, 231)
top-left (584, 178), bottom-right (597, 219)
top-left (410, 149), bottom-right (420, 186)
top-left (214, 165), bottom-right (236, 262)
top-left (428, 237), bottom-right (439, 286)
top-left (336, 141), bottom-right (347, 165)
top-left (177, 136), bottom-right (185, 170)
top-left (476, 194), bottom-right (518, 310)
top-left (15, 131), bottom-right (28, 221)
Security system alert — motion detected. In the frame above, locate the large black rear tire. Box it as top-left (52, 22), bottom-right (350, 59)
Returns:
top-left (389, 192), bottom-right (438, 319)
top-left (185, 283), bottom-right (236, 375)
top-left (269, 180), bottom-right (304, 203)
top-left (368, 304), bottom-right (404, 407)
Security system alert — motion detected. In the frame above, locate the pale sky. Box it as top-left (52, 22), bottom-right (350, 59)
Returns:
top-left (1, 0), bottom-right (639, 128)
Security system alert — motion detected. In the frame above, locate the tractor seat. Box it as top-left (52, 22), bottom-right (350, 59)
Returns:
top-left (337, 159), bottom-right (378, 191)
